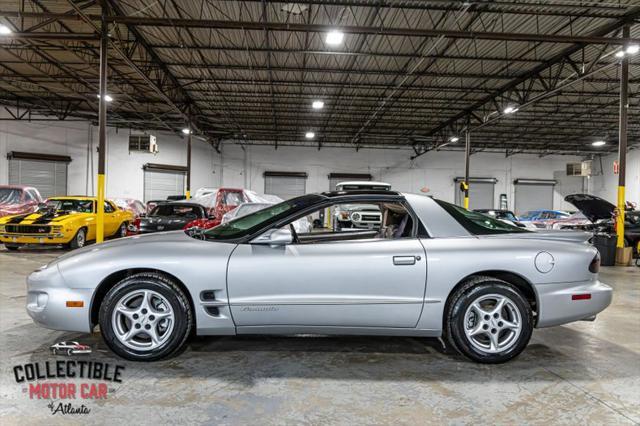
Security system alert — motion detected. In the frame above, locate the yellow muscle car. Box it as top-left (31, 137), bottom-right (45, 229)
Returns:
top-left (0, 196), bottom-right (134, 250)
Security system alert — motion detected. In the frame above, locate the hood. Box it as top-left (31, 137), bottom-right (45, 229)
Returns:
top-left (564, 194), bottom-right (615, 222)
top-left (50, 230), bottom-right (194, 265)
top-left (482, 229), bottom-right (593, 244)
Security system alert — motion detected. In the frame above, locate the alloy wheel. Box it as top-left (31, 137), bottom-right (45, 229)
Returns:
top-left (463, 293), bottom-right (522, 354)
top-left (111, 289), bottom-right (175, 351)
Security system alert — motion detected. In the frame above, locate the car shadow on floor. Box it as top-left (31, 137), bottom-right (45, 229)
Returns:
top-left (15, 322), bottom-right (637, 387)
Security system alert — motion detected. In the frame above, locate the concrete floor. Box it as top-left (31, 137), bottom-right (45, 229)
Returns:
top-left (0, 247), bottom-right (638, 425)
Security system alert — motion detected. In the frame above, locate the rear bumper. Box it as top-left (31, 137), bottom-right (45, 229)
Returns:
top-left (536, 279), bottom-right (612, 328)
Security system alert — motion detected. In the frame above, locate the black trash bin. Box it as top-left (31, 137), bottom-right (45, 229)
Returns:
top-left (593, 233), bottom-right (616, 266)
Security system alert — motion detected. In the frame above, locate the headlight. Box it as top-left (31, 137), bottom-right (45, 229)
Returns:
top-left (0, 225), bottom-right (4, 232)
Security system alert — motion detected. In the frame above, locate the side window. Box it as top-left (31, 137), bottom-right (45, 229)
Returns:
top-left (24, 190), bottom-right (34, 202)
top-left (282, 201), bottom-right (414, 244)
top-left (104, 202), bottom-right (115, 213)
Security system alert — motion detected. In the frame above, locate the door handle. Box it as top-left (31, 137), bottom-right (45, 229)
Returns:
top-left (393, 256), bottom-right (417, 265)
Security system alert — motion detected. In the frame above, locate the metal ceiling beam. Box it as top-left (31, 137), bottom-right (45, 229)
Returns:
top-left (0, 32), bottom-right (98, 41)
top-left (1, 12), bottom-right (639, 44)
top-left (419, 7), bottom-right (640, 140)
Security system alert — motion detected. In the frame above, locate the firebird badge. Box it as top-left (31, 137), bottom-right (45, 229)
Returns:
top-left (240, 306), bottom-right (278, 312)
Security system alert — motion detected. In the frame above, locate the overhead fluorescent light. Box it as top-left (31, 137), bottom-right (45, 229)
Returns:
top-left (312, 100), bottom-right (324, 109)
top-left (0, 25), bottom-right (12, 35)
top-left (182, 128), bottom-right (191, 134)
top-left (503, 106), bottom-right (518, 114)
top-left (325, 30), bottom-right (344, 46)
top-left (305, 131), bottom-right (315, 139)
top-left (615, 51), bottom-right (625, 58)
top-left (592, 140), bottom-right (606, 147)
top-left (97, 94), bottom-right (113, 102)
top-left (626, 44), bottom-right (639, 54)
top-left (449, 136), bottom-right (459, 143)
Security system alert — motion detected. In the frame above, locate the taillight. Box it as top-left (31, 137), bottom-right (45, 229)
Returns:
top-left (589, 253), bottom-right (600, 273)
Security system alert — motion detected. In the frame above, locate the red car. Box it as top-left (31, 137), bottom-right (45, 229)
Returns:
top-left (183, 188), bottom-right (253, 230)
top-left (0, 185), bottom-right (43, 217)
top-left (112, 197), bottom-right (146, 235)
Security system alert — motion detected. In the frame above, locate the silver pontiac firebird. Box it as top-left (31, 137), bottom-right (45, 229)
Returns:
top-left (26, 190), bottom-right (612, 363)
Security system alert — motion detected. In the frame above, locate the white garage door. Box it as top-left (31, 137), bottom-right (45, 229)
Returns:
top-left (328, 173), bottom-right (372, 191)
top-left (264, 172), bottom-right (307, 200)
top-left (514, 179), bottom-right (555, 215)
top-left (454, 178), bottom-right (496, 210)
top-left (9, 158), bottom-right (67, 198)
top-left (144, 169), bottom-right (185, 202)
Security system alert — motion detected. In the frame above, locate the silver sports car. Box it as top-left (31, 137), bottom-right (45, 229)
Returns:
top-left (26, 190), bottom-right (612, 363)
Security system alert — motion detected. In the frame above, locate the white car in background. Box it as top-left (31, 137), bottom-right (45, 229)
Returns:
top-left (334, 181), bottom-right (391, 230)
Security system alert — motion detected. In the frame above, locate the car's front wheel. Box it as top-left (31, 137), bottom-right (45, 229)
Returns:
top-left (99, 272), bottom-right (193, 361)
top-left (4, 244), bottom-right (20, 251)
top-left (445, 276), bottom-right (533, 364)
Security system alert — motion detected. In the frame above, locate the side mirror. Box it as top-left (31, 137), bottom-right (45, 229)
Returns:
top-left (251, 228), bottom-right (293, 247)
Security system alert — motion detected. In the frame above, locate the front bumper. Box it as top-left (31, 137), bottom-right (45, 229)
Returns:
top-left (26, 265), bottom-right (92, 332)
top-left (536, 279), bottom-right (612, 328)
top-left (1, 233), bottom-right (72, 245)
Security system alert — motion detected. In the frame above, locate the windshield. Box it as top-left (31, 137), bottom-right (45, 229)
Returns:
top-left (204, 194), bottom-right (324, 240)
top-left (46, 199), bottom-right (94, 213)
top-left (151, 204), bottom-right (202, 217)
top-left (0, 188), bottom-right (23, 204)
top-left (436, 200), bottom-right (530, 235)
top-left (223, 192), bottom-right (245, 205)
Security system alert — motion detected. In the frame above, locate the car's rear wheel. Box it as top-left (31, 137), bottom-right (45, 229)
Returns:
top-left (69, 228), bottom-right (86, 249)
top-left (116, 222), bottom-right (127, 238)
top-left (99, 272), bottom-right (193, 361)
top-left (4, 244), bottom-right (20, 251)
top-left (445, 276), bottom-right (533, 364)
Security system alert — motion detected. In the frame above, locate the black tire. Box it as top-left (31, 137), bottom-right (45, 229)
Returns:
top-left (99, 272), bottom-right (193, 361)
top-left (444, 276), bottom-right (533, 364)
top-left (67, 349), bottom-right (73, 356)
top-left (4, 244), bottom-right (20, 251)
top-left (116, 222), bottom-right (127, 238)
top-left (69, 228), bottom-right (87, 249)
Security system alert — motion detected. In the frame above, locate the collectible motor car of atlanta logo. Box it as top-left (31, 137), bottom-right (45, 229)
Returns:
top-left (11, 343), bottom-right (126, 415)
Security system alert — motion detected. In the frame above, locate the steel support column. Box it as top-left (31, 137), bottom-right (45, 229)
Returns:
top-left (96, 9), bottom-right (107, 243)
top-left (464, 128), bottom-right (471, 209)
top-left (186, 126), bottom-right (192, 200)
top-left (616, 26), bottom-right (629, 250)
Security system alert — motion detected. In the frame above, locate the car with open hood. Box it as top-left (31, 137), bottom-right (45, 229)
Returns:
top-left (0, 196), bottom-right (133, 250)
top-left (26, 190), bottom-right (611, 364)
top-left (564, 194), bottom-right (640, 256)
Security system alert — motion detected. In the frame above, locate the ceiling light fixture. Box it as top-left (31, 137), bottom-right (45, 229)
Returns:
top-left (0, 24), bottom-right (12, 35)
top-left (626, 44), bottom-right (639, 55)
top-left (312, 100), bottom-right (324, 109)
top-left (182, 128), bottom-right (191, 134)
top-left (325, 30), bottom-right (344, 46)
top-left (592, 140), bottom-right (606, 147)
top-left (615, 50), bottom-right (625, 58)
top-left (97, 94), bottom-right (113, 102)
top-left (449, 136), bottom-right (459, 143)
top-left (305, 131), bottom-right (315, 139)
top-left (503, 106), bottom-right (518, 114)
